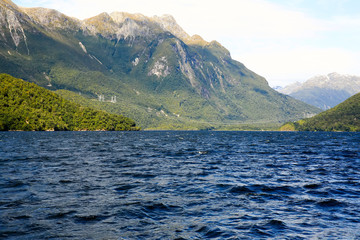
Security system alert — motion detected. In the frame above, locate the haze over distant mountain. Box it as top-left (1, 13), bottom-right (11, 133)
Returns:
top-left (278, 73), bottom-right (360, 110)
top-left (0, 0), bottom-right (320, 129)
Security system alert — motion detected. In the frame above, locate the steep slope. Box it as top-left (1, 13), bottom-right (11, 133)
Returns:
top-left (280, 92), bottom-right (360, 132)
top-left (0, 73), bottom-right (139, 131)
top-left (0, 0), bottom-right (321, 129)
top-left (278, 73), bottom-right (360, 110)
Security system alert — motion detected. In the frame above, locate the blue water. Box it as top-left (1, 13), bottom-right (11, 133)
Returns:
top-left (1, 131), bottom-right (360, 239)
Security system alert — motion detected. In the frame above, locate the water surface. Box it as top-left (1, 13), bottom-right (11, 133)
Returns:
top-left (1, 131), bottom-right (360, 239)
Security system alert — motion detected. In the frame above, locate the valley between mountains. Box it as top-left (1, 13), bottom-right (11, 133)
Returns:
top-left (0, 0), bottom-right (321, 130)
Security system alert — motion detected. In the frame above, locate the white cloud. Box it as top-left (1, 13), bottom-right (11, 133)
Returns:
top-left (328, 15), bottom-right (360, 30)
top-left (238, 47), bottom-right (360, 87)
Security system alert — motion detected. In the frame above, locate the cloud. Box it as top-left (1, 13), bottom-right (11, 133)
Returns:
top-left (188, 0), bottom-right (323, 39)
top-left (238, 46), bottom-right (360, 86)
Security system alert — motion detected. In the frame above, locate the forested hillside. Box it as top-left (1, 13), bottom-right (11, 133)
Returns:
top-left (0, 74), bottom-right (139, 131)
top-left (280, 92), bottom-right (360, 132)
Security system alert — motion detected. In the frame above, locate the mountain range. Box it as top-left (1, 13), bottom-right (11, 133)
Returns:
top-left (0, 0), bottom-right (320, 129)
top-left (277, 73), bottom-right (360, 110)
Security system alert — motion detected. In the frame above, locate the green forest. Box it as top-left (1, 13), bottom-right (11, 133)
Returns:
top-left (0, 74), bottom-right (139, 131)
top-left (280, 92), bottom-right (360, 132)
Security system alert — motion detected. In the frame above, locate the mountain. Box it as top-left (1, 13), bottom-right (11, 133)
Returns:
top-left (278, 73), bottom-right (360, 110)
top-left (271, 86), bottom-right (283, 91)
top-left (0, 73), bottom-right (139, 131)
top-left (280, 92), bottom-right (360, 132)
top-left (0, 0), bottom-right (321, 129)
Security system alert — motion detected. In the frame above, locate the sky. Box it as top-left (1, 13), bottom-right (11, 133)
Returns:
top-left (13, 0), bottom-right (360, 87)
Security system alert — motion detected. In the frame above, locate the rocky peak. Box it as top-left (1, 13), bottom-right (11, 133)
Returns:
top-left (207, 40), bottom-right (231, 58)
top-left (22, 7), bottom-right (82, 30)
top-left (187, 34), bottom-right (207, 46)
top-left (88, 12), bottom-right (113, 23)
top-left (115, 17), bottom-right (150, 40)
top-left (278, 82), bottom-right (302, 95)
top-left (0, 0), bottom-right (29, 24)
top-left (110, 12), bottom-right (147, 24)
top-left (0, 0), bottom-right (19, 11)
top-left (0, 0), bottom-right (29, 54)
top-left (108, 12), bottom-right (191, 43)
top-left (306, 73), bottom-right (349, 87)
top-left (308, 73), bottom-right (360, 95)
top-left (328, 72), bottom-right (342, 79)
top-left (84, 12), bottom-right (152, 40)
top-left (0, 0), bottom-right (227, 59)
top-left (83, 12), bottom-right (118, 36)
top-left (280, 73), bottom-right (360, 96)
top-left (2, 0), bottom-right (213, 48)
top-left (151, 14), bottom-right (190, 42)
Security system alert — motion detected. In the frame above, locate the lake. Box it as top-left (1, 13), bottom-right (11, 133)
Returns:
top-left (1, 131), bottom-right (359, 239)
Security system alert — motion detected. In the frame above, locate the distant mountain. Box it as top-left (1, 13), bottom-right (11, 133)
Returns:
top-left (271, 86), bottom-right (283, 91)
top-left (0, 0), bottom-right (320, 129)
top-left (278, 73), bottom-right (360, 110)
top-left (0, 74), bottom-right (139, 131)
top-left (280, 92), bottom-right (360, 132)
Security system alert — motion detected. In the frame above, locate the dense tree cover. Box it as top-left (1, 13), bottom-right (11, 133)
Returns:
top-left (0, 74), bottom-right (139, 131)
top-left (280, 92), bottom-right (360, 132)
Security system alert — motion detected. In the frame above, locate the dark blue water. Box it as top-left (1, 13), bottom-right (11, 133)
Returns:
top-left (1, 131), bottom-right (360, 239)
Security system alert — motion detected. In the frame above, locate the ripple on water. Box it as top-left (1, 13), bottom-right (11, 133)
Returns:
top-left (316, 199), bottom-right (345, 208)
top-left (74, 214), bottom-right (110, 223)
top-left (1, 131), bottom-right (359, 239)
top-left (46, 210), bottom-right (77, 220)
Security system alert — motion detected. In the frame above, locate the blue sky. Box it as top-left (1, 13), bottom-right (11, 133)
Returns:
top-left (13, 0), bottom-right (360, 86)
top-left (272, 0), bottom-right (360, 18)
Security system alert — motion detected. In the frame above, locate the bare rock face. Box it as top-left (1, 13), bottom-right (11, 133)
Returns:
top-left (110, 12), bottom-right (147, 24)
top-left (22, 7), bottom-right (82, 30)
top-left (152, 14), bottom-right (190, 41)
top-left (0, 1), bottom-right (29, 54)
top-left (84, 11), bottom-right (207, 45)
top-left (83, 12), bottom-right (118, 37)
top-left (173, 39), bottom-right (198, 88)
top-left (4, 9), bottom-right (25, 47)
top-left (2, 0), bottom-right (208, 47)
top-left (116, 18), bottom-right (151, 40)
top-left (148, 56), bottom-right (170, 78)
top-left (83, 12), bottom-right (152, 40)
